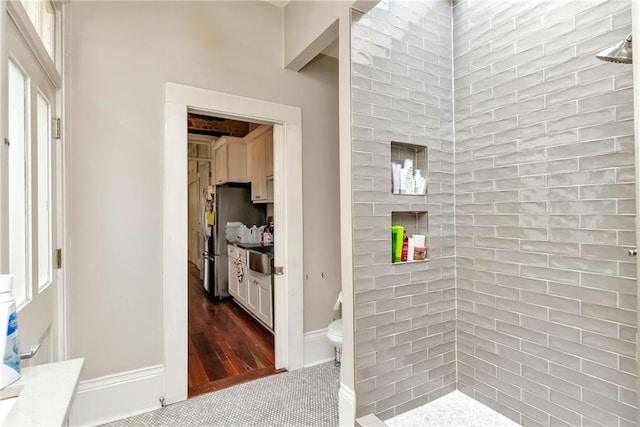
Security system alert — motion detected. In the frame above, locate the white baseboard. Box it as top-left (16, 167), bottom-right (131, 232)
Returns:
top-left (304, 327), bottom-right (335, 367)
top-left (339, 383), bottom-right (356, 427)
top-left (68, 365), bottom-right (165, 426)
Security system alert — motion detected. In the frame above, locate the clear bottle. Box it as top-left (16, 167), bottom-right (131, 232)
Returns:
top-left (405, 173), bottom-right (414, 195)
top-left (414, 170), bottom-right (422, 194)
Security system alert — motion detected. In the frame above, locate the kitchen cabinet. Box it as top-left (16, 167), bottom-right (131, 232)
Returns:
top-left (237, 267), bottom-right (248, 303)
top-left (227, 245), bottom-right (239, 299)
top-left (247, 271), bottom-right (273, 329)
top-left (227, 245), bottom-right (247, 305)
top-left (236, 247), bottom-right (248, 304)
top-left (247, 136), bottom-right (266, 201)
top-left (227, 245), bottom-right (273, 331)
top-left (245, 125), bottom-right (273, 203)
top-left (265, 130), bottom-right (273, 177)
top-left (228, 257), bottom-right (239, 299)
top-left (214, 136), bottom-right (248, 185)
top-left (257, 275), bottom-right (273, 328)
top-left (247, 275), bottom-right (259, 314)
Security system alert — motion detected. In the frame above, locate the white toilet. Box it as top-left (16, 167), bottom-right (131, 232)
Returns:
top-left (327, 319), bottom-right (343, 366)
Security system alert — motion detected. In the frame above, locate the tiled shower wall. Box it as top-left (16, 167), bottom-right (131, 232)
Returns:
top-left (351, 0), bottom-right (456, 418)
top-left (454, 0), bottom-right (637, 426)
top-left (352, 0), bottom-right (638, 424)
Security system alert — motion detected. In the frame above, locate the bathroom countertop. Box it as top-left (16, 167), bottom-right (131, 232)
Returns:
top-left (2, 358), bottom-right (84, 426)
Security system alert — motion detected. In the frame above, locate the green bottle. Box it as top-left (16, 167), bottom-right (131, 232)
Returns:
top-left (391, 225), bottom-right (404, 263)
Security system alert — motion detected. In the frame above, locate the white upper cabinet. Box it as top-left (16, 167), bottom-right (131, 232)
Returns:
top-left (213, 136), bottom-right (248, 185)
top-left (244, 125), bottom-right (273, 203)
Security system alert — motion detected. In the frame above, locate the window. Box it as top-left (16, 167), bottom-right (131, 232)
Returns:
top-left (20, 0), bottom-right (55, 58)
top-left (8, 60), bottom-right (30, 306)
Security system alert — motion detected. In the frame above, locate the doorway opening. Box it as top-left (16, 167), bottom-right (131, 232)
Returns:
top-left (164, 83), bottom-right (304, 405)
top-left (186, 114), bottom-right (281, 397)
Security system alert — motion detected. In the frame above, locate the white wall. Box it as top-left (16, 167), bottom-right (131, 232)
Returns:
top-left (69, 0), bottom-right (340, 380)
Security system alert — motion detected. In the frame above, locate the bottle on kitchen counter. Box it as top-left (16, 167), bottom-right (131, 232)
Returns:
top-left (263, 216), bottom-right (274, 245)
top-left (237, 225), bottom-right (250, 243)
top-left (249, 226), bottom-right (261, 244)
top-left (262, 230), bottom-right (273, 245)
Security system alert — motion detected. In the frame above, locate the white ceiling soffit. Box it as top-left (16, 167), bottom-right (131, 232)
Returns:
top-left (321, 39), bottom-right (339, 59)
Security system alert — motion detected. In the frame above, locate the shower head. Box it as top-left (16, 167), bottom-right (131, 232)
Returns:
top-left (596, 33), bottom-right (633, 64)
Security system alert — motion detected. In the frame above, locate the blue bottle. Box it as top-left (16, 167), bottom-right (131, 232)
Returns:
top-left (0, 275), bottom-right (20, 389)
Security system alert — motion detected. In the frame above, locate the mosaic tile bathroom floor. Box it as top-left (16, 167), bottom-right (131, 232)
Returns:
top-left (104, 362), bottom-right (339, 426)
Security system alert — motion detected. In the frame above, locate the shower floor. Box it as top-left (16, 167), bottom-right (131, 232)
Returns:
top-left (386, 391), bottom-right (519, 427)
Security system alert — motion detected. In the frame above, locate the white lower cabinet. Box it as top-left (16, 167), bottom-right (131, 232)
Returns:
top-left (247, 276), bottom-right (259, 313)
top-left (227, 245), bottom-right (273, 331)
top-left (228, 246), bottom-right (247, 304)
top-left (248, 271), bottom-right (273, 329)
top-left (227, 247), bottom-right (239, 299)
top-left (228, 257), bottom-right (239, 299)
top-left (237, 263), bottom-right (248, 305)
top-left (257, 277), bottom-right (272, 328)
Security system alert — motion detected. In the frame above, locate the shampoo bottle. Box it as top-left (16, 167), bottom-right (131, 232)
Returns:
top-left (391, 225), bottom-right (404, 263)
top-left (405, 173), bottom-right (414, 195)
top-left (401, 232), bottom-right (409, 262)
top-left (413, 170), bottom-right (422, 194)
top-left (391, 163), bottom-right (401, 194)
top-left (0, 275), bottom-right (20, 389)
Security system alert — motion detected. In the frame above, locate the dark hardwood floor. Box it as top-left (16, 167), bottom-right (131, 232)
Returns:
top-left (188, 262), bottom-right (282, 398)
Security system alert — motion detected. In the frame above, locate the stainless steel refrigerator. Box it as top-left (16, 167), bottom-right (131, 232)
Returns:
top-left (204, 184), bottom-right (266, 298)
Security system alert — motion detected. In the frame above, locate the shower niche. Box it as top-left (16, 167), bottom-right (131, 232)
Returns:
top-left (391, 211), bottom-right (429, 264)
top-left (390, 141), bottom-right (428, 195)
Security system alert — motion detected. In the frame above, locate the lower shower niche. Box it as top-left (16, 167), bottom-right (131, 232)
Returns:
top-left (391, 211), bottom-right (428, 264)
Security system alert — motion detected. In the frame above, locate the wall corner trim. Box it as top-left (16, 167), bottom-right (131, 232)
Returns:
top-left (339, 383), bottom-right (356, 427)
top-left (68, 365), bottom-right (165, 426)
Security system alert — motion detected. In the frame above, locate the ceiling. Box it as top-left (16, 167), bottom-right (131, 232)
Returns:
top-left (187, 113), bottom-right (263, 160)
top-left (187, 113), bottom-right (259, 138)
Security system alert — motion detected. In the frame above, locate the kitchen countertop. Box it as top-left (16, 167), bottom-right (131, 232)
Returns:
top-left (229, 241), bottom-right (274, 251)
top-left (2, 358), bottom-right (84, 426)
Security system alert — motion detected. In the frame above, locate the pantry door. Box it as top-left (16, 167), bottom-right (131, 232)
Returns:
top-left (4, 9), bottom-right (59, 367)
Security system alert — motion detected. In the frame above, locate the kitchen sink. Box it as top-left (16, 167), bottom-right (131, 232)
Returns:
top-left (248, 249), bottom-right (273, 275)
top-left (248, 245), bottom-right (273, 255)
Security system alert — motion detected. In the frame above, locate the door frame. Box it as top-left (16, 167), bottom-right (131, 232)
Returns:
top-left (163, 83), bottom-right (304, 404)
